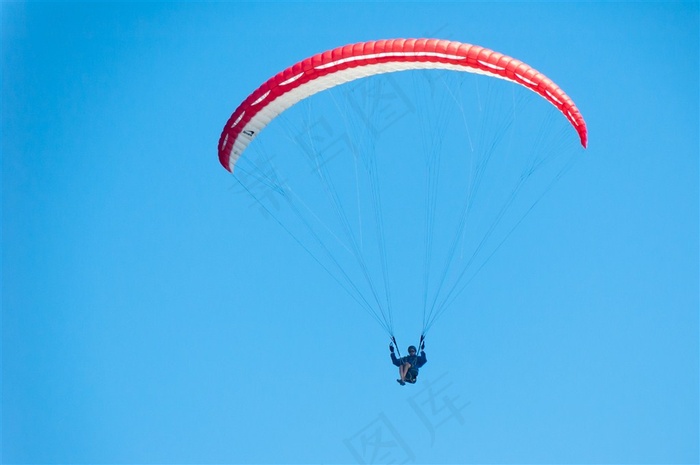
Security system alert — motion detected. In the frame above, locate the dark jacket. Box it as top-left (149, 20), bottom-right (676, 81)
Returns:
top-left (391, 351), bottom-right (427, 373)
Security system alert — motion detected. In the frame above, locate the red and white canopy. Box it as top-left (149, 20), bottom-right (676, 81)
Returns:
top-left (218, 38), bottom-right (588, 172)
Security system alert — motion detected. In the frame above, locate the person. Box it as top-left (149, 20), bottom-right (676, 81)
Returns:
top-left (390, 343), bottom-right (427, 385)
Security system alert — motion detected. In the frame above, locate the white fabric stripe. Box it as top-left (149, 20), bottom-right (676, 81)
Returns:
top-left (252, 90), bottom-right (271, 106)
top-left (477, 59), bottom-right (505, 71)
top-left (545, 89), bottom-right (563, 106)
top-left (514, 72), bottom-right (537, 87)
top-left (230, 111), bottom-right (245, 128)
top-left (314, 51), bottom-right (467, 70)
top-left (280, 73), bottom-right (304, 86)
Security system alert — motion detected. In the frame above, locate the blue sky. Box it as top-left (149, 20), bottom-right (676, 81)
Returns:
top-left (2, 2), bottom-right (698, 464)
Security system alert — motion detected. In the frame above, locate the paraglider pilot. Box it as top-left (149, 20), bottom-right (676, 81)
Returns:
top-left (390, 341), bottom-right (426, 385)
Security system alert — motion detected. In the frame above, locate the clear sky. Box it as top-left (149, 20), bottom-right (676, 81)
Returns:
top-left (2, 2), bottom-right (698, 464)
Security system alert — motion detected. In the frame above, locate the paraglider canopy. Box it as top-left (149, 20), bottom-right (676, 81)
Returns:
top-left (219, 38), bottom-right (587, 173)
